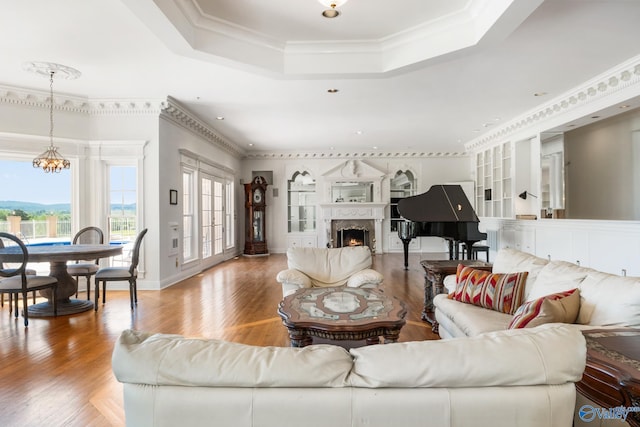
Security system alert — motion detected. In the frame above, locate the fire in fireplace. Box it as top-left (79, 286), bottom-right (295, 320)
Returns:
top-left (331, 219), bottom-right (375, 250)
top-left (338, 227), bottom-right (369, 248)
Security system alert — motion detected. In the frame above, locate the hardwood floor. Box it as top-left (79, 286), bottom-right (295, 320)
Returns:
top-left (0, 252), bottom-right (439, 427)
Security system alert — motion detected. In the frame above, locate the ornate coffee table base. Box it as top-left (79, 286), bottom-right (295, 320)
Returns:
top-left (285, 325), bottom-right (402, 347)
top-left (278, 287), bottom-right (407, 348)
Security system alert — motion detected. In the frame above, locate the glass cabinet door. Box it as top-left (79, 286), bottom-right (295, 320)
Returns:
top-left (288, 171), bottom-right (316, 232)
top-left (389, 170), bottom-right (415, 232)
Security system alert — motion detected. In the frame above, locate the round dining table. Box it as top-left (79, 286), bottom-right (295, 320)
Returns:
top-left (23, 244), bottom-right (124, 316)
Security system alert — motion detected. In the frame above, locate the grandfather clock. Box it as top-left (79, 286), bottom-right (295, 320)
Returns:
top-left (244, 176), bottom-right (269, 256)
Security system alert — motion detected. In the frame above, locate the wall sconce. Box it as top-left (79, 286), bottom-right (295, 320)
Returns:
top-left (518, 191), bottom-right (538, 200)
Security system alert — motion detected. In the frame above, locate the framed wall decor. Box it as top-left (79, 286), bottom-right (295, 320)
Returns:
top-left (169, 189), bottom-right (178, 205)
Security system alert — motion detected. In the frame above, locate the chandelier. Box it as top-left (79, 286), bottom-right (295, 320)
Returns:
top-left (24, 62), bottom-right (81, 173)
top-left (317, 0), bottom-right (349, 18)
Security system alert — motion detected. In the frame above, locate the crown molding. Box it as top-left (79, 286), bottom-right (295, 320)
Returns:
top-left (161, 96), bottom-right (246, 159)
top-left (244, 150), bottom-right (469, 160)
top-left (465, 54), bottom-right (640, 151)
top-left (0, 84), bottom-right (89, 113)
top-left (0, 84), bottom-right (167, 116)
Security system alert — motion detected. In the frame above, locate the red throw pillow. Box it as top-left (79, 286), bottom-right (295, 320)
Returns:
top-left (451, 265), bottom-right (528, 315)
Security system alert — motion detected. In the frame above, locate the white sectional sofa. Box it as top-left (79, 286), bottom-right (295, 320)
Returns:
top-left (434, 248), bottom-right (640, 339)
top-left (112, 324), bottom-right (585, 427)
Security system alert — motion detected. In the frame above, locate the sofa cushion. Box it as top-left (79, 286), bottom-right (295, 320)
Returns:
top-left (508, 289), bottom-right (580, 329)
top-left (112, 330), bottom-right (353, 388)
top-left (434, 294), bottom-right (513, 336)
top-left (451, 266), bottom-right (528, 315)
top-left (577, 271), bottom-right (640, 326)
top-left (526, 260), bottom-right (592, 301)
top-left (492, 248), bottom-right (549, 296)
top-left (348, 324), bottom-right (586, 388)
top-left (286, 246), bottom-right (373, 288)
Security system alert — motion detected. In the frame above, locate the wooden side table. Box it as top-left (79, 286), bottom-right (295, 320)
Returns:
top-left (577, 329), bottom-right (640, 427)
top-left (419, 259), bottom-right (492, 332)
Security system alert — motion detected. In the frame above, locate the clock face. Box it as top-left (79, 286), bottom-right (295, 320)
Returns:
top-left (253, 188), bottom-right (263, 204)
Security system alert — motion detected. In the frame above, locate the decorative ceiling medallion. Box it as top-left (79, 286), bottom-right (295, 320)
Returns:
top-left (23, 61), bottom-right (81, 80)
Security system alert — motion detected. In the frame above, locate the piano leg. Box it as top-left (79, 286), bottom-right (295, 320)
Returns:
top-left (401, 239), bottom-right (411, 270)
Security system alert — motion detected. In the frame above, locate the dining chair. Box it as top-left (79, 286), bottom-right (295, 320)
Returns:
top-left (0, 235), bottom-right (38, 308)
top-left (94, 228), bottom-right (148, 311)
top-left (0, 232), bottom-right (58, 327)
top-left (67, 226), bottom-right (104, 300)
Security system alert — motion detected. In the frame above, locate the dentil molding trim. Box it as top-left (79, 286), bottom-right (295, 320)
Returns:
top-left (0, 84), bottom-right (167, 116)
top-left (161, 96), bottom-right (246, 159)
top-left (465, 54), bottom-right (640, 151)
top-left (244, 150), bottom-right (469, 160)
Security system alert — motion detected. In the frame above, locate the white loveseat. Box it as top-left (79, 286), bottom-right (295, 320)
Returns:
top-left (276, 246), bottom-right (383, 297)
top-left (112, 324), bottom-right (585, 427)
top-left (434, 248), bottom-right (640, 339)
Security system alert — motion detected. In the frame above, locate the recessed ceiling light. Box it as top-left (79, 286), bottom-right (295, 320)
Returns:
top-left (534, 92), bottom-right (547, 97)
top-left (372, 146), bottom-right (378, 150)
top-left (355, 130), bottom-right (363, 135)
top-left (248, 143), bottom-right (254, 147)
top-left (327, 88), bottom-right (339, 93)
top-left (216, 116), bottom-right (224, 120)
top-left (620, 105), bottom-right (631, 109)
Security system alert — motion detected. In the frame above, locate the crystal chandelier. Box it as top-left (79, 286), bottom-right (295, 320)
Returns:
top-left (25, 62), bottom-right (81, 173)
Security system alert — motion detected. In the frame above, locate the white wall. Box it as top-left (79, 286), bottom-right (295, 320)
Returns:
top-left (564, 108), bottom-right (640, 220)
top-left (242, 155), bottom-right (473, 254)
top-left (157, 114), bottom-right (242, 288)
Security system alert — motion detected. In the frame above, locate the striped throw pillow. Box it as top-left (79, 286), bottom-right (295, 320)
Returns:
top-left (508, 288), bottom-right (580, 329)
top-left (451, 265), bottom-right (528, 315)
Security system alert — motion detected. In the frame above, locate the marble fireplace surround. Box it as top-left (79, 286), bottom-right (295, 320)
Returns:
top-left (322, 203), bottom-right (386, 254)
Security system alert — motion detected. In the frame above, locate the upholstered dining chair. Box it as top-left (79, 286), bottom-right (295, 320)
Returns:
top-left (0, 235), bottom-right (38, 308)
top-left (0, 232), bottom-right (58, 327)
top-left (94, 228), bottom-right (148, 311)
top-left (67, 226), bottom-right (104, 300)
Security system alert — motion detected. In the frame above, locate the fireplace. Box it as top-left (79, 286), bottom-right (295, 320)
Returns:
top-left (331, 219), bottom-right (374, 250)
top-left (321, 202), bottom-right (386, 254)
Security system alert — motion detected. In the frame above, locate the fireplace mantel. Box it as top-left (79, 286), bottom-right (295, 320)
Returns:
top-left (320, 203), bottom-right (387, 220)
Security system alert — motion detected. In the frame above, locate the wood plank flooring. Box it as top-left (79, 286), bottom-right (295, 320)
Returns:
top-left (0, 252), bottom-right (439, 427)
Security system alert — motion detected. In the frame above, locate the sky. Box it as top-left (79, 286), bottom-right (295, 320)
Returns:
top-left (0, 160), bottom-right (71, 204)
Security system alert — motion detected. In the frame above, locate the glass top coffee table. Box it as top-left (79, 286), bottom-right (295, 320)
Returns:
top-left (277, 287), bottom-right (407, 347)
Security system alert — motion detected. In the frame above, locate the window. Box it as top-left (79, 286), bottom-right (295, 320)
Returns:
top-left (225, 180), bottom-right (235, 249)
top-left (108, 165), bottom-right (137, 241)
top-left (182, 168), bottom-right (197, 263)
top-left (108, 165), bottom-right (137, 267)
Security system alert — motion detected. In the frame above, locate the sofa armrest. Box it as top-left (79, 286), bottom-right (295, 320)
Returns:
top-left (276, 269), bottom-right (312, 297)
top-left (346, 269), bottom-right (383, 288)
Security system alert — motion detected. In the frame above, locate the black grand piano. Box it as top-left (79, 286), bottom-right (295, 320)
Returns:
top-left (397, 184), bottom-right (487, 269)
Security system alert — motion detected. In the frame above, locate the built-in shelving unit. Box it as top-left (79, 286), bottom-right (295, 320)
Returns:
top-left (475, 142), bottom-right (513, 218)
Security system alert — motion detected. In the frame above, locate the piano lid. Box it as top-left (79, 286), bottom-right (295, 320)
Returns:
top-left (397, 185), bottom-right (479, 223)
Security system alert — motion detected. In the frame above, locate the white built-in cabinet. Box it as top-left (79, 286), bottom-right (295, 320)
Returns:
top-left (287, 170), bottom-right (317, 248)
top-left (475, 142), bottom-right (513, 218)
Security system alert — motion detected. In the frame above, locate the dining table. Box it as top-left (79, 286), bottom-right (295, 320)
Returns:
top-left (0, 243), bottom-right (123, 316)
